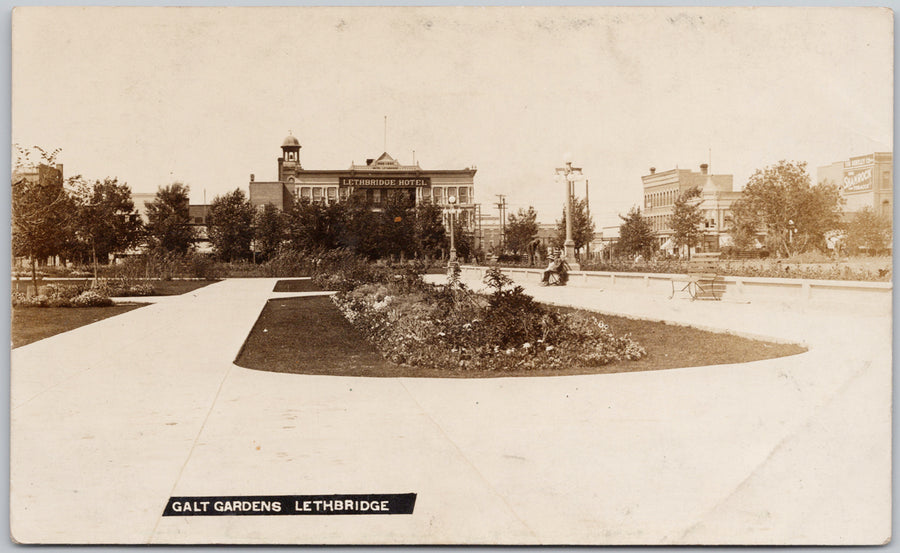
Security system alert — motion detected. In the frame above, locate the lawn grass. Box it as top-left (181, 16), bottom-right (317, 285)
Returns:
top-left (235, 295), bottom-right (807, 378)
top-left (272, 279), bottom-right (323, 293)
top-left (12, 304), bottom-right (148, 349)
top-left (553, 306), bottom-right (806, 374)
top-left (11, 279), bottom-right (216, 296)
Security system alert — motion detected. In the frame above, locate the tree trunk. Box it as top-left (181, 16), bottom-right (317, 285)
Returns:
top-left (30, 256), bottom-right (38, 297)
top-left (92, 239), bottom-right (99, 286)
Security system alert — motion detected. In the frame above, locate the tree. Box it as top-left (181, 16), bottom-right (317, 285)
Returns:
top-left (254, 203), bottom-right (287, 261)
top-left (70, 177), bottom-right (143, 278)
top-left (285, 197), bottom-right (345, 253)
top-left (845, 206), bottom-right (892, 255)
top-left (670, 187), bottom-right (703, 259)
top-left (377, 192), bottom-right (415, 260)
top-left (12, 146), bottom-right (74, 292)
top-left (145, 183), bottom-right (195, 254)
top-left (447, 224), bottom-right (473, 261)
top-left (554, 197), bottom-right (595, 253)
top-left (413, 200), bottom-right (446, 261)
top-left (337, 196), bottom-right (380, 257)
top-left (506, 206), bottom-right (539, 255)
top-left (731, 160), bottom-right (843, 257)
top-left (208, 188), bottom-right (256, 262)
top-left (617, 206), bottom-right (656, 258)
top-left (726, 198), bottom-right (760, 251)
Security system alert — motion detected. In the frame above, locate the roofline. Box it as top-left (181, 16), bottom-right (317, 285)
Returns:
top-left (266, 169), bottom-right (477, 178)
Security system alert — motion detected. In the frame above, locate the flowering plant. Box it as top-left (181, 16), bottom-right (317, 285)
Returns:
top-left (329, 262), bottom-right (646, 372)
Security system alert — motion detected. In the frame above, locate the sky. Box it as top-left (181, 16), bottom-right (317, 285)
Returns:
top-left (11, 6), bottom-right (893, 227)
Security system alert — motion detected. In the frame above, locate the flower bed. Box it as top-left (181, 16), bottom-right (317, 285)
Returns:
top-left (12, 282), bottom-right (114, 308)
top-left (578, 258), bottom-right (891, 282)
top-left (92, 278), bottom-right (156, 297)
top-left (329, 266), bottom-right (646, 372)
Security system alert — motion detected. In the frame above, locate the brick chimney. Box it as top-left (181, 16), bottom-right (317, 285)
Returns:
top-left (700, 163), bottom-right (708, 175)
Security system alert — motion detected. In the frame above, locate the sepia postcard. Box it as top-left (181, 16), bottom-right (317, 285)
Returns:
top-left (9, 5), bottom-right (893, 545)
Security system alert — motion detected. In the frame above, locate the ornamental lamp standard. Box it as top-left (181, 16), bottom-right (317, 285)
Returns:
top-left (447, 195), bottom-right (459, 264)
top-left (555, 153), bottom-right (583, 270)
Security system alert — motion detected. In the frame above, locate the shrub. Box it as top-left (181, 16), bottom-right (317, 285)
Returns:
top-left (107, 251), bottom-right (225, 281)
top-left (13, 282), bottom-right (97, 308)
top-left (328, 262), bottom-right (646, 372)
top-left (46, 296), bottom-right (72, 308)
top-left (259, 248), bottom-right (315, 277)
top-left (89, 278), bottom-right (155, 297)
top-left (186, 253), bottom-right (226, 279)
top-left (41, 283), bottom-right (85, 300)
top-left (11, 293), bottom-right (48, 308)
top-left (576, 256), bottom-right (890, 282)
top-left (71, 290), bottom-right (113, 307)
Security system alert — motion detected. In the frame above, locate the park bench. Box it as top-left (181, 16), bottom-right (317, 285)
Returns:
top-left (670, 253), bottom-right (724, 300)
top-left (546, 262), bottom-right (570, 286)
top-left (541, 261), bottom-right (570, 286)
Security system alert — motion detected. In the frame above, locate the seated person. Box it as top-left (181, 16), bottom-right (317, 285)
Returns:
top-left (541, 255), bottom-right (563, 285)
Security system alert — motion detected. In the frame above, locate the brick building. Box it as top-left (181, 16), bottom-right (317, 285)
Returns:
top-left (249, 134), bottom-right (478, 233)
top-left (641, 163), bottom-right (742, 254)
top-left (817, 152), bottom-right (893, 220)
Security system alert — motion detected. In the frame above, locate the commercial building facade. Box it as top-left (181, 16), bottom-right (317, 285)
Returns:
top-left (817, 152), bottom-right (893, 220)
top-left (640, 163), bottom-right (742, 254)
top-left (249, 135), bottom-right (478, 232)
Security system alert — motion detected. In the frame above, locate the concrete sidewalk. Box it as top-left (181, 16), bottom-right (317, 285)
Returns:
top-left (10, 276), bottom-right (891, 544)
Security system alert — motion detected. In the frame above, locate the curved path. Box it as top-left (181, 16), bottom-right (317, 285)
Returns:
top-left (10, 277), bottom-right (891, 544)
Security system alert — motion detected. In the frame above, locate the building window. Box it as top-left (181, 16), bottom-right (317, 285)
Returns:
top-left (447, 187), bottom-right (457, 202)
top-left (373, 189), bottom-right (382, 204)
top-left (339, 187), bottom-right (350, 200)
top-left (433, 187), bottom-right (443, 204)
top-left (458, 187), bottom-right (468, 204)
top-left (312, 187), bottom-right (323, 202)
top-left (300, 187), bottom-right (311, 200)
top-left (327, 187), bottom-right (337, 203)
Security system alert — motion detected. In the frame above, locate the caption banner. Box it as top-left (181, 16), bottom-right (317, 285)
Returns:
top-left (163, 493), bottom-right (417, 516)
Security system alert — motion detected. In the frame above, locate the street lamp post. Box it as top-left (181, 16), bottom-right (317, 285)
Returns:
top-left (555, 154), bottom-right (583, 270)
top-left (447, 195), bottom-right (459, 267)
top-left (788, 219), bottom-right (796, 253)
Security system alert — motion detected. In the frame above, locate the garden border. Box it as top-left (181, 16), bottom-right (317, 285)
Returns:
top-left (461, 265), bottom-right (891, 314)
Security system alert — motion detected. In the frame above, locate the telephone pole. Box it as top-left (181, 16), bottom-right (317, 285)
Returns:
top-left (495, 194), bottom-right (507, 253)
top-left (585, 179), bottom-right (590, 258)
top-left (474, 203), bottom-right (483, 252)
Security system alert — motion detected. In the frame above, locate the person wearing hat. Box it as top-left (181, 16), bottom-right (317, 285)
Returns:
top-left (541, 251), bottom-right (563, 285)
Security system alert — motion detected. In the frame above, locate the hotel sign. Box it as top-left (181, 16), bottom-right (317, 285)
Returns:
top-left (340, 177), bottom-right (431, 188)
top-left (843, 155), bottom-right (875, 193)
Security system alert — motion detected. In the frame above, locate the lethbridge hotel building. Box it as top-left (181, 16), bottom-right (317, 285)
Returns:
top-left (249, 134), bottom-right (478, 231)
